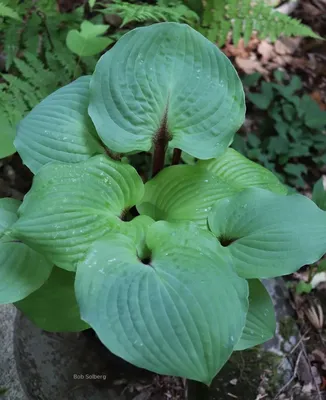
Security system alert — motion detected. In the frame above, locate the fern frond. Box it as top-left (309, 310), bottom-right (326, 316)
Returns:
top-left (201, 0), bottom-right (321, 46)
top-left (0, 2), bottom-right (20, 20)
top-left (3, 21), bottom-right (20, 70)
top-left (98, 0), bottom-right (199, 26)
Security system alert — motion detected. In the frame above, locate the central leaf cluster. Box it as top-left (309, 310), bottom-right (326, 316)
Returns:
top-left (1, 23), bottom-right (326, 385)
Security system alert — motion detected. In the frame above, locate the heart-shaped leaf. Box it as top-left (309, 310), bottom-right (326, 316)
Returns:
top-left (0, 198), bottom-right (52, 304)
top-left (75, 221), bottom-right (248, 384)
top-left (208, 188), bottom-right (326, 278)
top-left (15, 267), bottom-right (89, 332)
top-left (137, 151), bottom-right (286, 228)
top-left (12, 155), bottom-right (144, 271)
top-left (197, 149), bottom-right (287, 195)
top-left (234, 279), bottom-right (275, 351)
top-left (89, 22), bottom-right (245, 159)
top-left (15, 76), bottom-right (104, 174)
top-left (66, 21), bottom-right (113, 57)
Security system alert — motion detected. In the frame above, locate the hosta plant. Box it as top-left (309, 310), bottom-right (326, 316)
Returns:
top-left (1, 23), bottom-right (326, 386)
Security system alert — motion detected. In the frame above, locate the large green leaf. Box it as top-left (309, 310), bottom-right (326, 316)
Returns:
top-left (234, 279), bottom-right (275, 351)
top-left (89, 22), bottom-right (245, 159)
top-left (15, 267), bottom-right (88, 332)
top-left (137, 165), bottom-right (238, 228)
top-left (15, 76), bottom-right (104, 174)
top-left (137, 150), bottom-right (286, 228)
top-left (12, 155), bottom-right (144, 271)
top-left (75, 221), bottom-right (248, 384)
top-left (66, 21), bottom-right (113, 57)
top-left (208, 188), bottom-right (326, 279)
top-left (0, 198), bottom-right (52, 304)
top-left (197, 149), bottom-right (287, 195)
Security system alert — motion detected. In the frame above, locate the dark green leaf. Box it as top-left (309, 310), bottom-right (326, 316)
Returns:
top-left (247, 133), bottom-right (261, 148)
top-left (273, 69), bottom-right (285, 82)
top-left (274, 120), bottom-right (289, 138)
top-left (317, 260), bottom-right (326, 273)
top-left (242, 72), bottom-right (262, 87)
top-left (15, 267), bottom-right (89, 331)
top-left (312, 178), bottom-right (326, 211)
top-left (247, 82), bottom-right (274, 110)
top-left (234, 279), bottom-right (275, 350)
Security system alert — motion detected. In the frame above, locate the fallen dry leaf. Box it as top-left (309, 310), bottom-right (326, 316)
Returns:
top-left (274, 37), bottom-right (301, 55)
top-left (235, 57), bottom-right (268, 75)
top-left (257, 40), bottom-right (275, 63)
top-left (310, 91), bottom-right (326, 110)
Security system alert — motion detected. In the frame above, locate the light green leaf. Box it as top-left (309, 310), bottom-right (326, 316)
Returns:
top-left (66, 21), bottom-right (113, 57)
top-left (0, 3), bottom-right (21, 20)
top-left (15, 267), bottom-right (88, 331)
top-left (137, 165), bottom-right (238, 229)
top-left (89, 22), bottom-right (245, 159)
top-left (234, 279), bottom-right (275, 351)
top-left (208, 188), bottom-right (326, 279)
top-left (75, 221), bottom-right (248, 384)
top-left (137, 149), bottom-right (286, 229)
top-left (312, 178), bottom-right (326, 211)
top-left (0, 238), bottom-right (53, 304)
top-left (295, 281), bottom-right (312, 294)
top-left (15, 76), bottom-right (104, 174)
top-left (12, 155), bottom-right (144, 271)
top-left (0, 115), bottom-right (16, 158)
top-left (197, 149), bottom-right (287, 195)
top-left (119, 215), bottom-right (154, 259)
top-left (0, 198), bottom-right (52, 304)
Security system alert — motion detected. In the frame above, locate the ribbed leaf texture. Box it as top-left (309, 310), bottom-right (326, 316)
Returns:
top-left (200, 0), bottom-right (320, 46)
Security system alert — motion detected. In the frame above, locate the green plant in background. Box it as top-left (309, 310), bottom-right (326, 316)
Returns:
top-left (96, 0), bottom-right (199, 26)
top-left (199, 0), bottom-right (320, 45)
top-left (0, 0), bottom-right (322, 160)
top-left (0, 1), bottom-right (20, 20)
top-left (235, 71), bottom-right (326, 188)
top-left (0, 1), bottom-right (98, 158)
top-left (66, 20), bottom-right (114, 57)
top-left (1, 23), bottom-right (326, 385)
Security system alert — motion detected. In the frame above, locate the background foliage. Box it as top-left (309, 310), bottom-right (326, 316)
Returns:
top-left (0, 0), bottom-right (324, 189)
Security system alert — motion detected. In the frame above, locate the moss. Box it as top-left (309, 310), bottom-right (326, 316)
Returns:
top-left (278, 316), bottom-right (297, 342)
top-left (208, 348), bottom-right (283, 399)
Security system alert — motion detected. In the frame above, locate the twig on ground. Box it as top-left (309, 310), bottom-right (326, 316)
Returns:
top-left (275, 0), bottom-right (299, 15)
top-left (273, 349), bottom-right (303, 399)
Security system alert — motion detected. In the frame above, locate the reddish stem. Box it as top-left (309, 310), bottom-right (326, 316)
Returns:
top-left (172, 148), bottom-right (182, 165)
